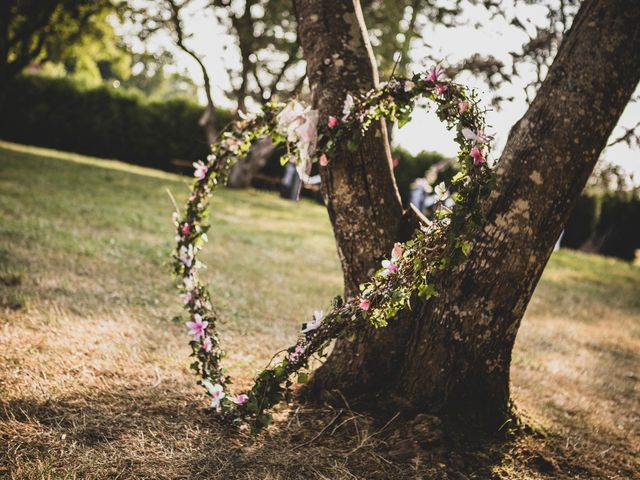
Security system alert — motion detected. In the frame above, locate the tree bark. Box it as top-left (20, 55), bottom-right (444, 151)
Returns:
top-left (295, 0), bottom-right (640, 427)
top-left (294, 0), bottom-right (415, 390)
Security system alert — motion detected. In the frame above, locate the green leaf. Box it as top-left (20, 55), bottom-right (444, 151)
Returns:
top-left (452, 171), bottom-right (467, 183)
top-left (418, 283), bottom-right (438, 300)
top-left (297, 372), bottom-right (309, 384)
top-left (397, 113), bottom-right (412, 128)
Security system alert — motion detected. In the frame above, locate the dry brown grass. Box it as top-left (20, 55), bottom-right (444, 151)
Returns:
top-left (1, 142), bottom-right (639, 479)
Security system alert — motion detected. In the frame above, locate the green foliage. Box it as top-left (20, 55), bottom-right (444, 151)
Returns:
top-left (113, 51), bottom-right (200, 101)
top-left (563, 195), bottom-right (600, 248)
top-left (0, 74), bottom-right (231, 170)
top-left (563, 192), bottom-right (640, 261)
top-left (48, 4), bottom-right (130, 85)
top-left (0, 0), bottom-right (119, 84)
top-left (597, 194), bottom-right (640, 261)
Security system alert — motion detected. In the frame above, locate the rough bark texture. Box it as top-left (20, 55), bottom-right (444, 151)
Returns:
top-left (295, 0), bottom-right (403, 296)
top-left (294, 0), bottom-right (413, 389)
top-left (296, 0), bottom-right (640, 426)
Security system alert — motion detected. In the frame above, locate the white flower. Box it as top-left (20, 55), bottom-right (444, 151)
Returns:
top-left (221, 136), bottom-right (241, 153)
top-left (193, 160), bottom-right (208, 180)
top-left (296, 109), bottom-right (319, 160)
top-left (276, 100), bottom-right (307, 142)
top-left (238, 110), bottom-right (257, 122)
top-left (202, 380), bottom-right (225, 411)
top-left (177, 244), bottom-right (194, 267)
top-left (461, 128), bottom-right (492, 146)
top-left (434, 182), bottom-right (447, 202)
top-left (183, 272), bottom-right (198, 290)
top-left (302, 310), bottom-right (324, 333)
top-left (341, 93), bottom-right (354, 121)
top-left (404, 80), bottom-right (415, 92)
top-left (275, 101), bottom-right (320, 182)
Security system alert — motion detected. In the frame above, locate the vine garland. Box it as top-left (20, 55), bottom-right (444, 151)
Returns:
top-left (172, 66), bottom-right (495, 432)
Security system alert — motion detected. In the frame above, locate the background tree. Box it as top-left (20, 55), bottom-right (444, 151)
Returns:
top-left (294, 0), bottom-right (640, 427)
top-left (166, 0), bottom-right (219, 145)
top-left (111, 49), bottom-right (201, 100)
top-left (130, 0), bottom-right (304, 186)
top-left (0, 0), bottom-right (119, 90)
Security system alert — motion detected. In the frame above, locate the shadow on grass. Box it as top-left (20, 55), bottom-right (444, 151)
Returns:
top-left (0, 382), bottom-right (609, 480)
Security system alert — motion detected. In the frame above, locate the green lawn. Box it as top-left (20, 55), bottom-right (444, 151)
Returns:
top-left (0, 141), bottom-right (342, 369)
top-left (1, 141), bottom-right (638, 479)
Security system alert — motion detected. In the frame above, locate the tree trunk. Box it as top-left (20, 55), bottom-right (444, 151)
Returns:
top-left (227, 137), bottom-right (276, 188)
top-left (296, 0), bottom-right (640, 427)
top-left (198, 104), bottom-right (218, 146)
top-left (294, 0), bottom-right (415, 390)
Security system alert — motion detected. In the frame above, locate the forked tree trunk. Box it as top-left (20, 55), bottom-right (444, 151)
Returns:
top-left (295, 0), bottom-right (640, 427)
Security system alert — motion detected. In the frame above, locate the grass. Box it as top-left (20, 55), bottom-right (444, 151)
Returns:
top-left (0, 140), bottom-right (639, 479)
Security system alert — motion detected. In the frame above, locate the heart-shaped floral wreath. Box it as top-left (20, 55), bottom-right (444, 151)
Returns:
top-left (172, 66), bottom-right (495, 432)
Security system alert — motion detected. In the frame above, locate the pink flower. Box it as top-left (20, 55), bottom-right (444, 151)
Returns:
top-left (327, 116), bottom-right (339, 128)
top-left (470, 146), bottom-right (486, 165)
top-left (426, 65), bottom-right (444, 82)
top-left (391, 243), bottom-right (404, 262)
top-left (233, 394), bottom-right (249, 405)
top-left (435, 84), bottom-right (448, 96)
top-left (179, 292), bottom-right (192, 304)
top-left (392, 157), bottom-right (400, 168)
top-left (319, 153), bottom-right (329, 166)
top-left (381, 259), bottom-right (398, 276)
top-left (186, 314), bottom-right (208, 339)
top-left (202, 336), bottom-right (213, 352)
top-left (193, 161), bottom-right (208, 180)
top-left (181, 223), bottom-right (191, 236)
top-left (359, 298), bottom-right (371, 311)
top-left (458, 101), bottom-right (470, 114)
top-left (290, 345), bottom-right (306, 362)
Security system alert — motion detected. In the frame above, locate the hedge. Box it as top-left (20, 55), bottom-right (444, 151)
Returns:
top-left (0, 74), bottom-right (231, 171)
top-left (564, 192), bottom-right (640, 261)
top-left (3, 75), bottom-right (636, 260)
top-left (392, 148), bottom-right (452, 205)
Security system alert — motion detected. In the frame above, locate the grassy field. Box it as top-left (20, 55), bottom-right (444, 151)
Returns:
top-left (0, 141), bottom-right (638, 479)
